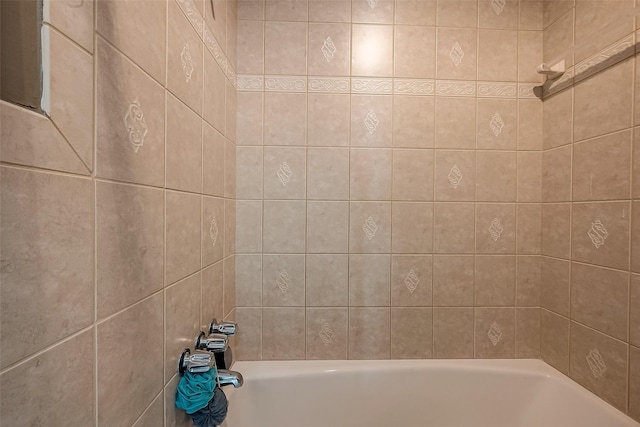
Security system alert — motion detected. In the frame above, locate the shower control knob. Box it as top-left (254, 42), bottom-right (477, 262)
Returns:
top-left (195, 331), bottom-right (228, 353)
top-left (209, 318), bottom-right (237, 336)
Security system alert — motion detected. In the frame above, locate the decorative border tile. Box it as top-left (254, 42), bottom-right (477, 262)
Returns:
top-left (351, 78), bottom-right (393, 94)
top-left (543, 67), bottom-right (575, 98)
top-left (264, 75), bottom-right (307, 92)
top-left (176, 0), bottom-right (204, 38)
top-left (518, 84), bottom-right (539, 99)
top-left (574, 33), bottom-right (634, 82)
top-left (393, 79), bottom-right (435, 95)
top-left (237, 75), bottom-right (264, 91)
top-left (477, 82), bottom-right (517, 98)
top-left (308, 77), bottom-right (350, 93)
top-left (435, 80), bottom-right (476, 97)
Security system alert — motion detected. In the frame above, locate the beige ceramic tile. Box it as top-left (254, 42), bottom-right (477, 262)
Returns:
top-left (166, 192), bottom-right (201, 285)
top-left (542, 88), bottom-right (572, 150)
top-left (543, 11), bottom-right (573, 65)
top-left (540, 256), bottom-right (570, 316)
top-left (630, 275), bottom-right (640, 346)
top-left (394, 26), bottom-right (436, 78)
top-left (204, 51), bottom-right (226, 133)
top-left (433, 202), bottom-right (475, 253)
top-left (264, 21), bottom-right (307, 75)
top-left (225, 81), bottom-right (237, 143)
top-left (516, 256), bottom-right (540, 307)
top-left (236, 200), bottom-right (263, 253)
top-left (475, 204), bottom-right (516, 254)
top-left (349, 254), bottom-right (391, 306)
top-left (202, 262), bottom-right (224, 324)
top-left (308, 93), bottom-right (350, 147)
top-left (236, 255), bottom-right (262, 307)
top-left (306, 254), bottom-right (349, 306)
top-left (223, 256), bottom-right (236, 317)
top-left (571, 201), bottom-right (630, 271)
top-left (476, 151), bottom-right (517, 202)
top-left (519, 0), bottom-right (543, 30)
top-left (236, 146), bottom-right (263, 199)
top-left (518, 30), bottom-right (543, 83)
top-left (574, 0), bottom-right (633, 55)
top-left (391, 307), bottom-right (433, 359)
top-left (96, 38), bottom-right (165, 186)
top-left (634, 132), bottom-right (640, 198)
top-left (308, 23), bottom-right (351, 76)
top-left (351, 95), bottom-right (393, 147)
top-left (166, 94), bottom-right (202, 193)
top-left (202, 197), bottom-right (225, 267)
top-left (541, 203), bottom-right (571, 259)
top-left (395, 0), bottom-right (436, 25)
top-left (542, 145), bottom-right (571, 202)
top-left (306, 308), bottom-right (348, 359)
top-left (266, 0), bottom-right (309, 20)
top-left (48, 29), bottom-right (94, 169)
top-left (478, 30), bottom-right (518, 81)
top-left (349, 308), bottom-right (391, 359)
top-left (391, 255), bottom-right (433, 307)
top-left (133, 393), bottom-right (163, 427)
top-left (572, 130), bottom-right (632, 201)
top-left (44, 0), bottom-right (94, 51)
top-left (350, 148), bottom-right (392, 200)
top-left (436, 28), bottom-right (478, 80)
top-left (0, 330), bottom-right (94, 426)
top-left (517, 152), bottom-right (542, 202)
top-left (477, 99), bottom-right (517, 150)
top-left (435, 97), bottom-right (477, 149)
top-left (351, 24), bottom-right (394, 77)
top-left (434, 150), bottom-right (476, 201)
top-left (227, 1), bottom-right (239, 69)
top-left (97, 294), bottom-right (163, 426)
top-left (543, 0), bottom-right (573, 30)
top-left (433, 307), bottom-right (474, 358)
top-left (392, 149), bottom-right (434, 201)
top-left (433, 255), bottom-right (474, 306)
top-left (97, 0), bottom-right (166, 82)
top-left (167, 1), bottom-right (203, 114)
top-left (307, 147), bottom-right (350, 200)
top-left (540, 309), bottom-right (569, 374)
top-left (518, 99), bottom-right (543, 151)
top-left (517, 204), bottom-right (542, 254)
top-left (309, 0), bottom-right (352, 22)
top-left (237, 92), bottom-right (263, 146)
top-left (263, 146), bottom-right (306, 200)
top-left (307, 201), bottom-right (350, 253)
top-left (164, 375), bottom-right (192, 427)
top-left (264, 93), bottom-right (307, 146)
top-left (636, 201), bottom-right (640, 270)
top-left (392, 202), bottom-right (434, 254)
top-left (571, 262), bottom-right (629, 341)
top-left (263, 200), bottom-right (306, 253)
top-left (203, 123), bottom-right (225, 197)
top-left (165, 274), bottom-right (201, 380)
top-left (0, 167), bottom-right (93, 368)
top-left (352, 0), bottom-right (394, 23)
top-left (475, 256), bottom-right (516, 306)
top-left (630, 346), bottom-right (640, 422)
top-left (392, 95), bottom-right (435, 149)
top-left (478, 0), bottom-right (518, 28)
top-left (96, 181), bottom-right (164, 320)
top-left (475, 308), bottom-right (515, 358)
top-left (516, 308), bottom-right (540, 358)
top-left (262, 308), bottom-right (306, 359)
top-left (569, 322), bottom-right (628, 411)
top-left (206, 0), bottom-right (228, 55)
top-left (436, 0), bottom-right (478, 28)
top-left (234, 308), bottom-right (262, 360)
top-left (574, 58), bottom-right (633, 142)
top-left (262, 254), bottom-right (305, 306)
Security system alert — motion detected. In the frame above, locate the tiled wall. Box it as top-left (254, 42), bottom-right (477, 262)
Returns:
top-left (234, 0), bottom-right (545, 361)
top-left (0, 0), bottom-right (236, 426)
top-left (540, 0), bottom-right (640, 421)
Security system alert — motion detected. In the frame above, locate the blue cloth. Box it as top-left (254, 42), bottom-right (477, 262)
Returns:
top-left (190, 386), bottom-right (228, 427)
top-left (175, 367), bottom-right (217, 414)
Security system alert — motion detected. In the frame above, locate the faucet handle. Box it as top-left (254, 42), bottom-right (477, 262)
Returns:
top-left (179, 348), bottom-right (215, 375)
top-left (195, 331), bottom-right (229, 353)
top-left (209, 318), bottom-right (237, 336)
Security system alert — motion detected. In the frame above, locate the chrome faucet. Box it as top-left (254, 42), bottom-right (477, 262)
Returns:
top-left (195, 331), bottom-right (228, 353)
top-left (218, 369), bottom-right (244, 388)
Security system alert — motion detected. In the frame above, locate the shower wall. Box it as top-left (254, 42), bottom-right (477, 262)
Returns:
top-left (234, 0), bottom-right (544, 361)
top-left (540, 0), bottom-right (640, 421)
top-left (0, 1), bottom-right (236, 426)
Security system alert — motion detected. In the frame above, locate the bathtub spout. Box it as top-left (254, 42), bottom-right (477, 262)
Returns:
top-left (218, 369), bottom-right (244, 388)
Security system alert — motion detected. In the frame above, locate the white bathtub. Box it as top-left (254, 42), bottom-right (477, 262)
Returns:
top-left (220, 359), bottom-right (639, 427)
